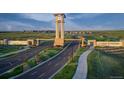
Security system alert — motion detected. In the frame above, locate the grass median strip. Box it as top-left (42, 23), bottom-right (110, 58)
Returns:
top-left (53, 47), bottom-right (86, 79)
top-left (0, 47), bottom-right (62, 79)
top-left (0, 45), bottom-right (25, 56)
top-left (0, 65), bottom-right (23, 79)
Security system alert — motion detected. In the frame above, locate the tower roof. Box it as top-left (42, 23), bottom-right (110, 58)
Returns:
top-left (54, 13), bottom-right (66, 18)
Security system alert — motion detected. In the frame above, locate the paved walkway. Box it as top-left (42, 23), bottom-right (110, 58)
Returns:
top-left (73, 47), bottom-right (94, 79)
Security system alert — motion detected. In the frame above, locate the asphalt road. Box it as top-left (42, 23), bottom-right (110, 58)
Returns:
top-left (15, 41), bottom-right (79, 79)
top-left (0, 42), bottom-right (52, 74)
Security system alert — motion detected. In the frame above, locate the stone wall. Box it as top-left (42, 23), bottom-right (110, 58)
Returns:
top-left (87, 39), bottom-right (124, 47)
top-left (0, 40), bottom-right (4, 44)
top-left (8, 40), bottom-right (28, 45)
top-left (96, 41), bottom-right (124, 47)
top-left (123, 42), bottom-right (124, 46)
top-left (0, 39), bottom-right (39, 46)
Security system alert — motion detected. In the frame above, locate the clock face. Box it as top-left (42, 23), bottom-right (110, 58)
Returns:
top-left (58, 16), bottom-right (62, 21)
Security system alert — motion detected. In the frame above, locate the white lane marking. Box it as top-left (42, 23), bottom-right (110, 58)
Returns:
top-left (38, 73), bottom-right (45, 78)
top-left (48, 62), bottom-right (51, 66)
top-left (11, 43), bottom-right (71, 79)
top-left (31, 71), bottom-right (37, 75)
top-left (9, 62), bottom-right (12, 66)
top-left (54, 63), bottom-right (60, 67)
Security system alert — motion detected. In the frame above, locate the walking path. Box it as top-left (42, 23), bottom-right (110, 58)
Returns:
top-left (73, 47), bottom-right (94, 79)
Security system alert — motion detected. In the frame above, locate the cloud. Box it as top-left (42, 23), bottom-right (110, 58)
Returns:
top-left (80, 25), bottom-right (115, 30)
top-left (64, 19), bottom-right (82, 31)
top-left (0, 21), bottom-right (35, 31)
top-left (64, 16), bottom-right (116, 31)
top-left (22, 13), bottom-right (54, 22)
top-left (67, 13), bottom-right (102, 20)
top-left (0, 13), bottom-right (124, 31)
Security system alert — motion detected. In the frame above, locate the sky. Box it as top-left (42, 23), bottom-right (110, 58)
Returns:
top-left (0, 13), bottom-right (124, 31)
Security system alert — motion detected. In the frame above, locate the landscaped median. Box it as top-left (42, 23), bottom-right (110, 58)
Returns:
top-left (0, 47), bottom-right (62, 79)
top-left (0, 45), bottom-right (28, 58)
top-left (87, 49), bottom-right (124, 79)
top-left (53, 47), bottom-right (86, 79)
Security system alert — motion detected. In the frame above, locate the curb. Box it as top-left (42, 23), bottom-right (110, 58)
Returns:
top-left (11, 42), bottom-right (71, 79)
top-left (50, 43), bottom-right (80, 79)
top-left (49, 61), bottom-right (69, 79)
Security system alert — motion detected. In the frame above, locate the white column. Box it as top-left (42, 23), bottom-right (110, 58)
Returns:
top-left (55, 16), bottom-right (59, 39)
top-left (60, 16), bottom-right (64, 39)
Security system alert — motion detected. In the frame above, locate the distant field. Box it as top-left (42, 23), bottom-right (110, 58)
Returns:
top-left (83, 30), bottom-right (124, 41)
top-left (0, 31), bottom-right (75, 40)
top-left (93, 30), bottom-right (124, 40)
top-left (0, 30), bottom-right (124, 40)
top-left (96, 30), bottom-right (124, 37)
top-left (0, 32), bottom-right (55, 40)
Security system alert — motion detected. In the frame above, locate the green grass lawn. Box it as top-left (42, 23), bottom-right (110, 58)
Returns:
top-left (87, 50), bottom-right (124, 79)
top-left (53, 47), bottom-right (86, 79)
top-left (25, 47), bottom-right (61, 67)
top-left (26, 58), bottom-right (37, 68)
top-left (1, 30), bottom-right (124, 41)
top-left (38, 47), bottom-right (62, 61)
top-left (87, 33), bottom-right (120, 41)
top-left (0, 45), bottom-right (24, 56)
top-left (0, 65), bottom-right (23, 79)
top-left (0, 32), bottom-right (55, 40)
top-left (0, 31), bottom-right (82, 40)
top-left (93, 30), bottom-right (124, 40)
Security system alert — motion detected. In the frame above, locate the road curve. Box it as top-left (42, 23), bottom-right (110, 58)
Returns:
top-left (14, 41), bottom-right (79, 79)
top-left (73, 47), bottom-right (94, 79)
top-left (0, 42), bottom-right (52, 75)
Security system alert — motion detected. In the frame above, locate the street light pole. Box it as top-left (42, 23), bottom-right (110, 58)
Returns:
top-left (72, 42), bottom-right (74, 62)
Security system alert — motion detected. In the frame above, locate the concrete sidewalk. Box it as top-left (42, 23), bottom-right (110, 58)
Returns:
top-left (73, 47), bottom-right (94, 79)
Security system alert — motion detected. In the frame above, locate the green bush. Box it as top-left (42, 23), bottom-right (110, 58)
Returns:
top-left (38, 48), bottom-right (61, 61)
top-left (0, 65), bottom-right (23, 79)
top-left (27, 58), bottom-right (37, 67)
